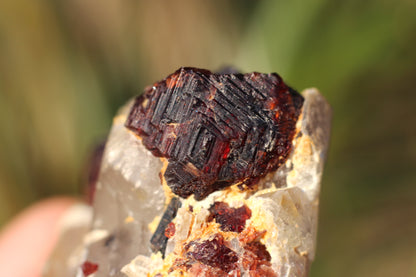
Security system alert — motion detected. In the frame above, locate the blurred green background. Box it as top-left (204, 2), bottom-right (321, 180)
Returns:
top-left (1, 0), bottom-right (415, 276)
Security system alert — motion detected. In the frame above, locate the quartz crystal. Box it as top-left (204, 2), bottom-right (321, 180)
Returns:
top-left (44, 68), bottom-right (331, 277)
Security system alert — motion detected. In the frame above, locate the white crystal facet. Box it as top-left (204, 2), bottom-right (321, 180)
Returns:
top-left (80, 104), bottom-right (166, 276)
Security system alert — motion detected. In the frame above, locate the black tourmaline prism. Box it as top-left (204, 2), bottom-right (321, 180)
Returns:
top-left (125, 67), bottom-right (303, 200)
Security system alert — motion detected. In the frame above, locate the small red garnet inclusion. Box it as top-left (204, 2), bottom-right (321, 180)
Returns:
top-left (81, 261), bottom-right (98, 276)
top-left (165, 222), bottom-right (176, 238)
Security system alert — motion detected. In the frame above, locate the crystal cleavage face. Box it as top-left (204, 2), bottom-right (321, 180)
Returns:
top-left (125, 67), bottom-right (304, 200)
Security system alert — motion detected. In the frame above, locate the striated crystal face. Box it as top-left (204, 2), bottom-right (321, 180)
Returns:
top-left (43, 68), bottom-right (331, 277)
top-left (125, 67), bottom-right (304, 200)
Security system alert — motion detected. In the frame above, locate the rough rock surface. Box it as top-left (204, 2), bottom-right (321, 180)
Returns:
top-left (43, 68), bottom-right (331, 277)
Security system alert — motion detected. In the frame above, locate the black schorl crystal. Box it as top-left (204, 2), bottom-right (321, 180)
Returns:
top-left (150, 197), bottom-right (181, 256)
top-left (126, 67), bottom-right (303, 200)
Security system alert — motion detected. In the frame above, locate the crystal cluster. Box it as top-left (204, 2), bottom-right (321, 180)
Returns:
top-left (44, 68), bottom-right (331, 277)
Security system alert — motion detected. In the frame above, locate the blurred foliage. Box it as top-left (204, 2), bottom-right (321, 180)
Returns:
top-left (0, 0), bottom-right (415, 276)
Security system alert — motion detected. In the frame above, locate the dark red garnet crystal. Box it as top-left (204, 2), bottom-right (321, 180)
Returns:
top-left (208, 201), bottom-right (252, 233)
top-left (81, 261), bottom-right (99, 276)
top-left (186, 234), bottom-right (238, 272)
top-left (126, 67), bottom-right (303, 200)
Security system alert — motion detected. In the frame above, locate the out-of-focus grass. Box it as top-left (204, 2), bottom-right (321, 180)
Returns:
top-left (0, 0), bottom-right (243, 223)
top-left (0, 0), bottom-right (415, 276)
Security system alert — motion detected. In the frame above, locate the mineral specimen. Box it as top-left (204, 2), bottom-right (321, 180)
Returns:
top-left (125, 68), bottom-right (304, 200)
top-left (44, 67), bottom-right (331, 277)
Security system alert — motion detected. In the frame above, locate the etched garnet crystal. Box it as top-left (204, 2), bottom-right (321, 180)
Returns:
top-left (125, 67), bottom-right (304, 200)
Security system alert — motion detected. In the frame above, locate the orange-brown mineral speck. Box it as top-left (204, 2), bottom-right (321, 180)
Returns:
top-left (165, 222), bottom-right (176, 238)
